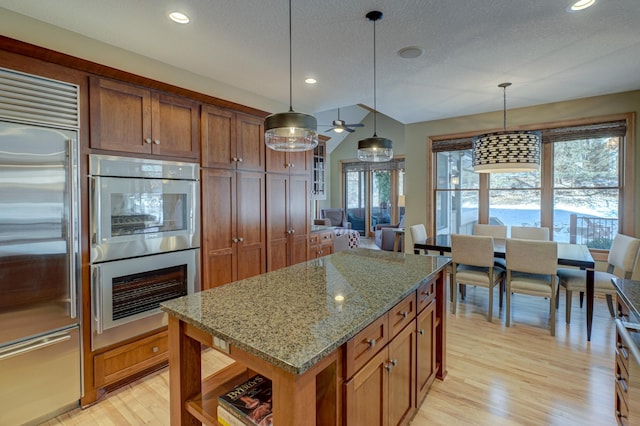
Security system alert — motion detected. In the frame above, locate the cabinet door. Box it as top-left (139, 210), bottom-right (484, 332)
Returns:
top-left (89, 77), bottom-right (152, 154)
top-left (287, 150), bottom-right (312, 175)
top-left (201, 104), bottom-right (235, 169)
top-left (236, 171), bottom-right (266, 280)
top-left (201, 169), bottom-right (236, 289)
top-left (151, 92), bottom-right (199, 159)
top-left (236, 113), bottom-right (265, 172)
top-left (416, 301), bottom-right (436, 404)
top-left (266, 173), bottom-right (289, 271)
top-left (344, 347), bottom-right (388, 426)
top-left (289, 174), bottom-right (310, 265)
top-left (388, 322), bottom-right (416, 426)
top-left (266, 149), bottom-right (289, 174)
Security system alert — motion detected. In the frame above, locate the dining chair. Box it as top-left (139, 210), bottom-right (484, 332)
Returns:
top-left (409, 224), bottom-right (427, 244)
top-left (557, 233), bottom-right (640, 323)
top-left (510, 226), bottom-right (550, 241)
top-left (506, 239), bottom-right (558, 336)
top-left (451, 234), bottom-right (504, 322)
top-left (474, 223), bottom-right (508, 270)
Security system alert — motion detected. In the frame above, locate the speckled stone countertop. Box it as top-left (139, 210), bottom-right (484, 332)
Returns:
top-left (612, 278), bottom-right (640, 323)
top-left (161, 248), bottom-right (449, 375)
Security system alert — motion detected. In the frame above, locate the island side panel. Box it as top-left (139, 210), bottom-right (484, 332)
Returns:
top-left (435, 269), bottom-right (447, 380)
top-left (168, 315), bottom-right (202, 426)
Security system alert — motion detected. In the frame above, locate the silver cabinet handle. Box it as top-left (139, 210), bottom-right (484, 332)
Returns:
top-left (145, 138), bottom-right (152, 144)
top-left (367, 338), bottom-right (376, 348)
top-left (93, 266), bottom-right (103, 334)
top-left (385, 359), bottom-right (397, 372)
top-left (0, 332), bottom-right (72, 361)
top-left (400, 311), bottom-right (408, 319)
top-left (154, 139), bottom-right (160, 145)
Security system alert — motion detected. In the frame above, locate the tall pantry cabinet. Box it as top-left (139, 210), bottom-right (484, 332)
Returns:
top-left (200, 105), bottom-right (267, 289)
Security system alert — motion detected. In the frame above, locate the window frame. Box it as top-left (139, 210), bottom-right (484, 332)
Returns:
top-left (427, 113), bottom-right (636, 259)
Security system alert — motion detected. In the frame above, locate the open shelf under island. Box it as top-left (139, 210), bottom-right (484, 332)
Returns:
top-left (161, 248), bottom-right (450, 425)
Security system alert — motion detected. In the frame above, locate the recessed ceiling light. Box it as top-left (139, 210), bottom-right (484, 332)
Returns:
top-left (305, 78), bottom-right (317, 84)
top-left (398, 46), bottom-right (424, 59)
top-left (169, 12), bottom-right (190, 24)
top-left (568, 0), bottom-right (597, 11)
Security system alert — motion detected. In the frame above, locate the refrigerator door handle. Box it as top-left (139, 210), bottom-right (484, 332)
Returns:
top-left (0, 332), bottom-right (72, 361)
top-left (67, 137), bottom-right (78, 320)
top-left (93, 266), bottom-right (104, 334)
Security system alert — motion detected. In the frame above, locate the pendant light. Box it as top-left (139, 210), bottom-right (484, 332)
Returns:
top-left (264, 0), bottom-right (318, 152)
top-left (357, 10), bottom-right (393, 163)
top-left (472, 83), bottom-right (541, 173)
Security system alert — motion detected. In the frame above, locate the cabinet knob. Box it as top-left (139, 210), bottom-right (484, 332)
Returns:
top-left (232, 157), bottom-right (238, 162)
top-left (400, 311), bottom-right (408, 319)
top-left (154, 139), bottom-right (160, 145)
top-left (290, 229), bottom-right (295, 234)
top-left (152, 346), bottom-right (159, 353)
top-left (233, 238), bottom-right (239, 243)
top-left (385, 359), bottom-right (397, 372)
top-left (367, 338), bottom-right (376, 348)
top-left (418, 329), bottom-right (425, 335)
top-left (290, 163), bottom-right (295, 168)
top-left (238, 157), bottom-right (243, 162)
top-left (145, 138), bottom-right (152, 144)
top-left (238, 237), bottom-right (244, 242)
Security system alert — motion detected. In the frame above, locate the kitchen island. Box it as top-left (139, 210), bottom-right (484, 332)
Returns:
top-left (161, 248), bottom-right (450, 425)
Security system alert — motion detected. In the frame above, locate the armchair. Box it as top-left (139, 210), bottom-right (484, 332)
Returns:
top-left (374, 216), bottom-right (405, 251)
top-left (320, 208), bottom-right (351, 229)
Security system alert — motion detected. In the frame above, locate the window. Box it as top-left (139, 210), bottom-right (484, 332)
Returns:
top-left (343, 158), bottom-right (405, 236)
top-left (430, 117), bottom-right (631, 250)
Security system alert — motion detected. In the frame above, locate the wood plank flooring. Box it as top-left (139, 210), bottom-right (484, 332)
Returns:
top-left (42, 282), bottom-right (618, 426)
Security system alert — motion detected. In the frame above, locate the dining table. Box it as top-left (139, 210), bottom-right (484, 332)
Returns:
top-left (414, 234), bottom-right (596, 341)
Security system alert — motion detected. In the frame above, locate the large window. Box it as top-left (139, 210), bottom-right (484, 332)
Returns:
top-left (431, 117), bottom-right (631, 250)
top-left (343, 159), bottom-right (405, 236)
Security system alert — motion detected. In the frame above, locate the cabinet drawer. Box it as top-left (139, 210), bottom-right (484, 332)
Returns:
top-left (615, 379), bottom-right (629, 426)
top-left (417, 277), bottom-right (436, 313)
top-left (345, 314), bottom-right (388, 379)
top-left (616, 352), bottom-right (629, 400)
top-left (617, 332), bottom-right (631, 377)
top-left (389, 293), bottom-right (416, 338)
top-left (94, 331), bottom-right (168, 387)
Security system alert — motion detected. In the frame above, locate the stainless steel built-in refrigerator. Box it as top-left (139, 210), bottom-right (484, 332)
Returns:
top-left (0, 118), bottom-right (82, 424)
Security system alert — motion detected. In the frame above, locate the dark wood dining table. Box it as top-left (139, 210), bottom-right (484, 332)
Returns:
top-left (414, 234), bottom-right (596, 341)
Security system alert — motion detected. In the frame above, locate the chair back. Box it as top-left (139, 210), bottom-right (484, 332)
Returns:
top-left (607, 234), bottom-right (640, 276)
top-left (320, 208), bottom-right (347, 227)
top-left (510, 226), bottom-right (550, 241)
top-left (506, 239), bottom-right (557, 275)
top-left (451, 234), bottom-right (495, 268)
top-left (409, 224), bottom-right (427, 244)
top-left (474, 224), bottom-right (507, 239)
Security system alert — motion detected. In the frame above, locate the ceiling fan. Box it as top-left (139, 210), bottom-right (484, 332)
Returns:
top-left (323, 108), bottom-right (364, 133)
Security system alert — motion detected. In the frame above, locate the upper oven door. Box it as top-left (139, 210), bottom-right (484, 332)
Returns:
top-left (90, 175), bottom-right (200, 262)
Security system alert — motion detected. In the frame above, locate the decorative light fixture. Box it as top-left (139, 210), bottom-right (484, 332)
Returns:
top-left (264, 0), bottom-right (317, 152)
top-left (358, 11), bottom-right (393, 163)
top-left (168, 12), bottom-right (190, 24)
top-left (472, 83), bottom-right (541, 173)
top-left (568, 0), bottom-right (597, 12)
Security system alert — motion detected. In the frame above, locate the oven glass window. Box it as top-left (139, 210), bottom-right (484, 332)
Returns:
top-left (112, 264), bottom-right (187, 320)
top-left (110, 192), bottom-right (187, 236)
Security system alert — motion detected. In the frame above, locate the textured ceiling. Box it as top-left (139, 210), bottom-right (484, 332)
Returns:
top-left (1, 0), bottom-right (639, 149)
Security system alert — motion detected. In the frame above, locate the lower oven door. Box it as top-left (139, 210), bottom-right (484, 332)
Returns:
top-left (91, 249), bottom-right (199, 350)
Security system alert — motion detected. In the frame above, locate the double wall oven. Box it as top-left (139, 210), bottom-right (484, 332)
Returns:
top-left (89, 155), bottom-right (200, 350)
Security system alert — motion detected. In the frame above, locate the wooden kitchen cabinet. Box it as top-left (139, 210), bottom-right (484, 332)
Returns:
top-left (344, 319), bottom-right (416, 426)
top-left (201, 104), bottom-right (265, 171)
top-left (89, 76), bottom-right (199, 159)
top-left (201, 168), bottom-right (266, 289)
top-left (266, 173), bottom-right (310, 271)
top-left (311, 139), bottom-right (327, 200)
top-left (266, 146), bottom-right (312, 174)
top-left (309, 230), bottom-right (333, 259)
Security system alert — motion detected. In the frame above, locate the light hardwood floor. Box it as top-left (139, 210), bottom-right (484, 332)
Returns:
top-left (42, 280), bottom-right (618, 426)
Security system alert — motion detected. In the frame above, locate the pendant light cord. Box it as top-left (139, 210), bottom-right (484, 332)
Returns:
top-left (502, 85), bottom-right (507, 131)
top-left (372, 15), bottom-right (378, 137)
top-left (288, 0), bottom-right (293, 112)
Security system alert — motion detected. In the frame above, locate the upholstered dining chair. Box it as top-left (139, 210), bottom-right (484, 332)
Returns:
top-left (474, 223), bottom-right (508, 270)
top-left (557, 233), bottom-right (640, 323)
top-left (505, 239), bottom-right (558, 336)
top-left (409, 224), bottom-right (427, 244)
top-left (451, 234), bottom-right (505, 322)
top-left (511, 226), bottom-right (550, 241)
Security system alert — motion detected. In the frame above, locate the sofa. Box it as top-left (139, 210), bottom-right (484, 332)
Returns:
top-left (374, 216), bottom-right (405, 251)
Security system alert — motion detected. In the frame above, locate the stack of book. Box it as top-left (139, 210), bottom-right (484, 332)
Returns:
top-left (217, 374), bottom-right (273, 426)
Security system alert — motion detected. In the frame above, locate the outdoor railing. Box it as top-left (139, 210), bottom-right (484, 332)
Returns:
top-left (568, 214), bottom-right (618, 249)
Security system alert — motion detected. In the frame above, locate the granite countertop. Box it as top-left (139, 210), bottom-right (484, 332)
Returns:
top-left (612, 278), bottom-right (640, 323)
top-left (161, 248), bottom-right (449, 375)
top-left (310, 224), bottom-right (334, 233)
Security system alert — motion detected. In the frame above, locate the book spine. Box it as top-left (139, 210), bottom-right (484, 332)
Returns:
top-left (217, 405), bottom-right (251, 426)
top-left (217, 401), bottom-right (255, 426)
